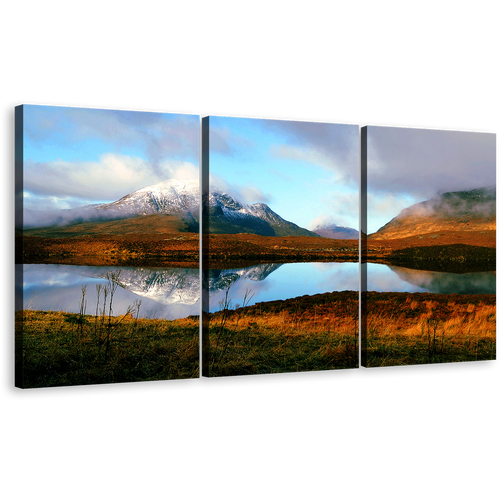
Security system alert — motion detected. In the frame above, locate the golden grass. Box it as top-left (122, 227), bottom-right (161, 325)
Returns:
top-left (17, 288), bottom-right (495, 385)
top-left (206, 294), bottom-right (498, 376)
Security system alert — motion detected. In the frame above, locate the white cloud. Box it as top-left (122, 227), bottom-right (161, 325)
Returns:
top-left (24, 154), bottom-right (199, 203)
top-left (208, 173), bottom-right (233, 195)
top-left (308, 213), bottom-right (335, 230)
top-left (159, 160), bottom-right (199, 181)
top-left (306, 190), bottom-right (359, 230)
top-left (368, 193), bottom-right (413, 216)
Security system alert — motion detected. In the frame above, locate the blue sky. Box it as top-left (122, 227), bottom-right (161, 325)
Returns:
top-left (208, 116), bottom-right (359, 230)
top-left (21, 105), bottom-right (199, 212)
top-left (21, 108), bottom-right (359, 231)
top-left (22, 109), bottom-right (493, 236)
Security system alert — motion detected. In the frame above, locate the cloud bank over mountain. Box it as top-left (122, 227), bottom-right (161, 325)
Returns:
top-left (366, 126), bottom-right (495, 233)
top-left (370, 186), bottom-right (496, 239)
top-left (368, 127), bottom-right (495, 197)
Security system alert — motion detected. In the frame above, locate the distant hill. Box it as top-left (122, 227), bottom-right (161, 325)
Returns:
top-left (311, 223), bottom-right (358, 239)
top-left (371, 186), bottom-right (496, 240)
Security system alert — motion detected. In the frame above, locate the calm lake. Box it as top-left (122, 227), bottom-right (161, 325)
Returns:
top-left (18, 262), bottom-right (495, 319)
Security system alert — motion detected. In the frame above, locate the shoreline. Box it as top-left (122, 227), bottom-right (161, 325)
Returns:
top-left (19, 232), bottom-right (496, 270)
top-left (19, 255), bottom-right (495, 273)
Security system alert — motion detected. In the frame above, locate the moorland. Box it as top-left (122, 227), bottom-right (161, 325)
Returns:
top-left (20, 221), bottom-right (494, 270)
top-left (18, 185), bottom-right (497, 382)
top-left (21, 263), bottom-right (492, 385)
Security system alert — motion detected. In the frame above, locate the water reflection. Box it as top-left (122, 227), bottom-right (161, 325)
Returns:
top-left (19, 262), bottom-right (361, 318)
top-left (21, 262), bottom-right (490, 320)
top-left (206, 262), bottom-right (360, 313)
top-left (20, 264), bottom-right (200, 320)
top-left (368, 263), bottom-right (496, 294)
top-left (390, 265), bottom-right (496, 294)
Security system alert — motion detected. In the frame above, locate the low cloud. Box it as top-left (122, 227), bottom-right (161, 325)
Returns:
top-left (367, 192), bottom-right (416, 233)
top-left (23, 207), bottom-right (101, 228)
top-left (368, 192), bottom-right (413, 218)
top-left (367, 127), bottom-right (496, 199)
top-left (400, 187), bottom-right (496, 219)
top-left (238, 186), bottom-right (273, 204)
top-left (308, 213), bottom-right (336, 230)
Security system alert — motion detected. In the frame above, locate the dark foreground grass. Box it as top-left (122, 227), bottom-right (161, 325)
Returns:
top-left (18, 290), bottom-right (491, 385)
top-left (16, 310), bottom-right (199, 388)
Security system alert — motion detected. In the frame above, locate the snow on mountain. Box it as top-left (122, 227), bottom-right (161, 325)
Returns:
top-left (23, 178), bottom-right (327, 239)
top-left (97, 178), bottom-right (199, 218)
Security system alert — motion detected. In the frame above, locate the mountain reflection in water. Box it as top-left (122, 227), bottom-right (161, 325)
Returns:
top-left (390, 265), bottom-right (496, 294)
top-left (20, 265), bottom-right (200, 320)
top-left (21, 262), bottom-right (486, 320)
top-left (368, 263), bottom-right (496, 294)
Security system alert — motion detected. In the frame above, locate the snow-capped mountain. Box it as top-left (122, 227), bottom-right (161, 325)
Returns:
top-left (96, 178), bottom-right (199, 219)
top-left (23, 178), bottom-right (320, 238)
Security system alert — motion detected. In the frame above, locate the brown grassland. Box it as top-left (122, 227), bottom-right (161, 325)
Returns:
top-left (23, 217), bottom-right (494, 267)
top-left (20, 232), bottom-right (359, 267)
top-left (15, 231), bottom-right (498, 267)
top-left (365, 230), bottom-right (495, 263)
top-left (18, 286), bottom-right (496, 385)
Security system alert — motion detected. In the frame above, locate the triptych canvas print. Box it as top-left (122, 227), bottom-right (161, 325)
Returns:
top-left (15, 105), bottom-right (496, 388)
